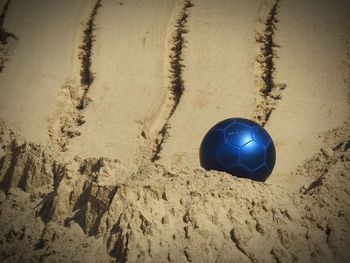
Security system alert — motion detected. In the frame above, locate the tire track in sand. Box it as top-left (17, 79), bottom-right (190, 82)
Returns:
top-left (48, 0), bottom-right (101, 152)
top-left (78, 0), bottom-right (101, 108)
top-left (66, 1), bottom-right (180, 167)
top-left (253, 0), bottom-right (286, 127)
top-left (265, 0), bottom-right (350, 190)
top-left (149, 0), bottom-right (193, 162)
top-left (156, 0), bottom-right (261, 169)
top-left (0, 0), bottom-right (96, 146)
top-left (0, 0), bottom-right (18, 72)
top-left (0, 0), bottom-right (17, 43)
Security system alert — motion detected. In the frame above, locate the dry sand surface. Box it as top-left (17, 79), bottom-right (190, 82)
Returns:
top-left (0, 0), bottom-right (349, 262)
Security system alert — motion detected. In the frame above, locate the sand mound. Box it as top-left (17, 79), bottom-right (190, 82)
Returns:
top-left (0, 121), bottom-right (350, 262)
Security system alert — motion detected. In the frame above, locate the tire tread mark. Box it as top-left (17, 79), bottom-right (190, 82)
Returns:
top-left (0, 0), bottom-right (18, 73)
top-left (253, 0), bottom-right (286, 127)
top-left (151, 0), bottom-right (193, 162)
top-left (47, 0), bottom-right (102, 152)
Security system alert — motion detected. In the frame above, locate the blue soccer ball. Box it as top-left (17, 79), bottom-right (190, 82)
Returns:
top-left (199, 118), bottom-right (276, 182)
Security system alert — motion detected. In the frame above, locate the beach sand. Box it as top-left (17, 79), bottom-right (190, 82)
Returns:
top-left (0, 0), bottom-right (349, 262)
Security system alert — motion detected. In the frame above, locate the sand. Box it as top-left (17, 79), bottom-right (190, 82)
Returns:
top-left (0, 0), bottom-right (349, 262)
top-left (266, 0), bottom-right (350, 190)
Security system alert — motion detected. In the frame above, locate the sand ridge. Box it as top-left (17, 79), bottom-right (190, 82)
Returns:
top-left (0, 120), bottom-right (349, 262)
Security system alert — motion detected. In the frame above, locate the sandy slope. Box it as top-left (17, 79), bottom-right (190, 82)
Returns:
top-left (67, 0), bottom-right (180, 167)
top-left (0, 0), bottom-right (349, 262)
top-left (159, 0), bottom-right (260, 169)
top-left (266, 0), bottom-right (350, 190)
top-left (0, 0), bottom-right (95, 145)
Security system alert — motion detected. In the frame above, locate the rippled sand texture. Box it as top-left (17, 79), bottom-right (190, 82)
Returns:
top-left (0, 0), bottom-right (349, 262)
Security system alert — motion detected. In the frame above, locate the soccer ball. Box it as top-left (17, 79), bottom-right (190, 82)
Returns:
top-left (199, 118), bottom-right (276, 182)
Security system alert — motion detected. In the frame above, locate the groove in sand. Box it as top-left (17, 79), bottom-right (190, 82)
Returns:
top-left (253, 0), bottom-right (286, 127)
top-left (47, 0), bottom-right (102, 152)
top-left (78, 0), bottom-right (102, 110)
top-left (150, 0), bottom-right (193, 162)
top-left (0, 0), bottom-right (17, 44)
top-left (0, 0), bottom-right (18, 72)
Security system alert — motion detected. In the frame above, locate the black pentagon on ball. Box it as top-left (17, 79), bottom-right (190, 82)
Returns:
top-left (217, 143), bottom-right (240, 168)
top-left (199, 129), bottom-right (225, 170)
top-left (241, 140), bottom-right (266, 171)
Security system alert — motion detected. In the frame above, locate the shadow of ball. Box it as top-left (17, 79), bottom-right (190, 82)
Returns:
top-left (199, 118), bottom-right (276, 182)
